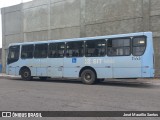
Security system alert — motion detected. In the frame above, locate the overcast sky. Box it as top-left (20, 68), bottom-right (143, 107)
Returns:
top-left (0, 0), bottom-right (32, 48)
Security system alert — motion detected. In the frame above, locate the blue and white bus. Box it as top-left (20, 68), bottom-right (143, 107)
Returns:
top-left (6, 32), bottom-right (154, 84)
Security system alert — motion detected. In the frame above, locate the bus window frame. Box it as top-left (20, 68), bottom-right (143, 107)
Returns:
top-left (107, 37), bottom-right (132, 57)
top-left (21, 44), bottom-right (34, 59)
top-left (132, 35), bottom-right (147, 56)
top-left (85, 39), bottom-right (106, 57)
top-left (7, 45), bottom-right (20, 64)
top-left (34, 43), bottom-right (48, 59)
top-left (48, 42), bottom-right (65, 58)
top-left (66, 41), bottom-right (85, 58)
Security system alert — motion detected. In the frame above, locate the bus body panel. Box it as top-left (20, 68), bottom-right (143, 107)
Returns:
top-left (8, 66), bottom-right (20, 76)
top-left (26, 59), bottom-right (37, 76)
top-left (47, 58), bottom-right (64, 78)
top-left (141, 32), bottom-right (154, 78)
top-left (96, 68), bottom-right (112, 78)
top-left (113, 56), bottom-right (142, 78)
top-left (28, 59), bottom-right (37, 76)
top-left (38, 58), bottom-right (48, 76)
top-left (8, 67), bottom-right (15, 75)
top-left (7, 60), bottom-right (20, 76)
top-left (63, 57), bottom-right (84, 78)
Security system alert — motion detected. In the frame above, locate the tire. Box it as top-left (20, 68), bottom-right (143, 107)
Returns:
top-left (81, 69), bottom-right (96, 85)
top-left (21, 68), bottom-right (32, 80)
top-left (39, 77), bottom-right (47, 80)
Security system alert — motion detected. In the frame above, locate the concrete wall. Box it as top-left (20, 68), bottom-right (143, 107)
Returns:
top-left (1, 4), bottom-right (23, 73)
top-left (1, 0), bottom-right (160, 76)
top-left (150, 0), bottom-right (160, 76)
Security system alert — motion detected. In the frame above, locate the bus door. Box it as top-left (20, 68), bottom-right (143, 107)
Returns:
top-left (108, 37), bottom-right (142, 78)
top-left (63, 41), bottom-right (84, 78)
top-left (7, 45), bottom-right (20, 75)
top-left (47, 43), bottom-right (65, 78)
top-left (34, 44), bottom-right (48, 76)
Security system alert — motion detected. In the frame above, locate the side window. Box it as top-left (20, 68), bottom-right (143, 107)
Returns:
top-left (85, 40), bottom-right (106, 57)
top-left (34, 44), bottom-right (48, 58)
top-left (48, 42), bottom-right (65, 58)
top-left (66, 41), bottom-right (84, 57)
top-left (132, 36), bottom-right (146, 56)
top-left (7, 45), bottom-right (20, 64)
top-left (107, 38), bottom-right (131, 56)
top-left (21, 45), bottom-right (34, 59)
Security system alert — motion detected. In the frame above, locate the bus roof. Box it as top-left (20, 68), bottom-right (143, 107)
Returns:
top-left (8, 32), bottom-right (152, 46)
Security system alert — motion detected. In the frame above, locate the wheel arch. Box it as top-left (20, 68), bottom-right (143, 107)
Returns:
top-left (19, 66), bottom-right (30, 75)
top-left (79, 66), bottom-right (97, 78)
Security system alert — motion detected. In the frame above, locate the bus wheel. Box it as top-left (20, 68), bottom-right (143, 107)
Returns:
top-left (81, 69), bottom-right (96, 85)
top-left (21, 68), bottom-right (32, 80)
top-left (39, 77), bottom-right (47, 80)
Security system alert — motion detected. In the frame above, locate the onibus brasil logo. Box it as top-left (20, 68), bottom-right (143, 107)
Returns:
top-left (2, 112), bottom-right (42, 118)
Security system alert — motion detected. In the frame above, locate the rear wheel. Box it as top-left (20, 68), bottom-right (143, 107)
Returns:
top-left (21, 68), bottom-right (32, 80)
top-left (81, 69), bottom-right (96, 85)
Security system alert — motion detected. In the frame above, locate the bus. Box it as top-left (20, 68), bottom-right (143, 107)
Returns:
top-left (6, 32), bottom-right (154, 84)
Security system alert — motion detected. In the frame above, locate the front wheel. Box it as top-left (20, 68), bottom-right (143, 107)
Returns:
top-left (81, 69), bottom-right (96, 85)
top-left (21, 68), bottom-right (32, 80)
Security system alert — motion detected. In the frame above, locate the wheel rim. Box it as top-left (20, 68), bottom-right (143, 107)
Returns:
top-left (84, 73), bottom-right (92, 81)
top-left (23, 71), bottom-right (29, 78)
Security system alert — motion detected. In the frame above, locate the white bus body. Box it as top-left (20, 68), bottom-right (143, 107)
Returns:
top-left (6, 32), bottom-right (154, 84)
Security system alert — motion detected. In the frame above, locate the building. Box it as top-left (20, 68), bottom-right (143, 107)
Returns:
top-left (1, 0), bottom-right (160, 76)
top-left (0, 48), bottom-right (2, 73)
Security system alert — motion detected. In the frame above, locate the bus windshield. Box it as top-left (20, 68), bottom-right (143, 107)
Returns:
top-left (7, 45), bottom-right (20, 64)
